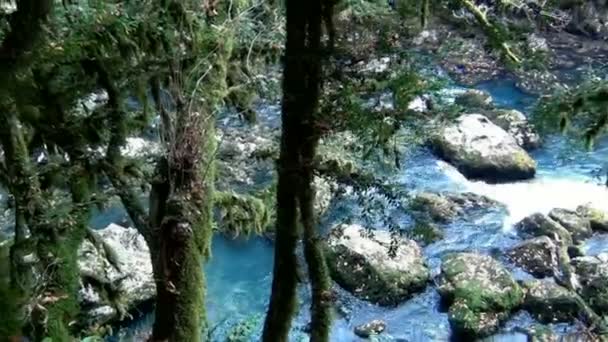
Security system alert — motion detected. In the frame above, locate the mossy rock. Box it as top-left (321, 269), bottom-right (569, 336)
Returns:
top-left (454, 89), bottom-right (493, 109)
top-left (548, 208), bottom-right (592, 243)
top-left (409, 191), bottom-right (502, 224)
top-left (577, 204), bottom-right (608, 233)
top-left (506, 236), bottom-right (559, 278)
top-left (523, 280), bottom-right (588, 323)
top-left (437, 253), bottom-right (524, 338)
top-left (410, 192), bottom-right (458, 223)
top-left (325, 224), bottom-right (429, 306)
top-left (572, 254), bottom-right (608, 314)
top-left (514, 213), bottom-right (573, 246)
top-left (431, 114), bottom-right (536, 183)
top-left (448, 299), bottom-right (506, 338)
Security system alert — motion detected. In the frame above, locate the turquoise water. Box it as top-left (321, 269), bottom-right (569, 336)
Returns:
top-left (101, 76), bottom-right (608, 341)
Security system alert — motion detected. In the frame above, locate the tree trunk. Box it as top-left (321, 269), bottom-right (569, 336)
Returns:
top-left (263, 0), bottom-right (331, 340)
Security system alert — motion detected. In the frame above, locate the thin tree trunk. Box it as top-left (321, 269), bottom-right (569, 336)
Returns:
top-left (263, 0), bottom-right (331, 340)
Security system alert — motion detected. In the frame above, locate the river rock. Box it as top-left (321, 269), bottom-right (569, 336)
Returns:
top-left (431, 114), bottom-right (536, 182)
top-left (409, 191), bottom-right (502, 223)
top-left (454, 89), bottom-right (493, 109)
top-left (523, 280), bottom-right (586, 323)
top-left (325, 224), bottom-right (429, 306)
top-left (437, 253), bottom-right (524, 337)
top-left (78, 224), bottom-right (155, 326)
top-left (483, 109), bottom-right (541, 150)
top-left (576, 203), bottom-right (608, 233)
top-left (354, 319), bottom-right (386, 338)
top-left (571, 253), bottom-right (608, 313)
top-left (507, 236), bottom-right (559, 278)
top-left (514, 213), bottom-right (573, 246)
top-left (548, 208), bottom-right (592, 243)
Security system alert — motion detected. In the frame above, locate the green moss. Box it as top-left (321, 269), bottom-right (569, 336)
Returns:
top-left (214, 190), bottom-right (273, 238)
top-left (449, 300), bottom-right (503, 338)
top-left (409, 221), bottom-right (444, 246)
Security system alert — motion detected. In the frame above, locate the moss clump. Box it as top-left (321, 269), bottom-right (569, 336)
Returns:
top-left (214, 188), bottom-right (274, 238)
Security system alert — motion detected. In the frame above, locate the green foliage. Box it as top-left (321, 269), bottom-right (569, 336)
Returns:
top-left (532, 77), bottom-right (608, 148)
top-left (214, 188), bottom-right (274, 238)
top-left (225, 314), bottom-right (263, 342)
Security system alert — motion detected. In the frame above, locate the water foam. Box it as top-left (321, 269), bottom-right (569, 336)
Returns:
top-left (437, 160), bottom-right (608, 230)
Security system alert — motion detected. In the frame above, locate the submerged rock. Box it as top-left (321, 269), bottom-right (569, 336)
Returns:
top-left (354, 319), bottom-right (386, 338)
top-left (78, 224), bottom-right (155, 326)
top-left (454, 89), bottom-right (493, 109)
top-left (483, 109), bottom-right (541, 150)
top-left (431, 114), bottom-right (536, 182)
top-left (523, 280), bottom-right (587, 323)
top-left (409, 191), bottom-right (502, 223)
top-left (325, 224), bottom-right (429, 306)
top-left (572, 253), bottom-right (608, 313)
top-left (507, 236), bottom-right (559, 278)
top-left (548, 208), bottom-right (592, 243)
top-left (514, 213), bottom-right (573, 246)
top-left (437, 253), bottom-right (524, 338)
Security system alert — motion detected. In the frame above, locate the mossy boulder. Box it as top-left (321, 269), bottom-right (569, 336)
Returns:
top-left (409, 191), bottom-right (502, 223)
top-left (514, 213), bottom-right (573, 246)
top-left (577, 203), bottom-right (608, 233)
top-left (523, 280), bottom-right (588, 323)
top-left (507, 236), bottom-right (559, 278)
top-left (548, 208), bottom-right (592, 243)
top-left (431, 114), bottom-right (536, 182)
top-left (437, 253), bottom-right (524, 338)
top-left (572, 253), bottom-right (608, 313)
top-left (325, 224), bottom-right (430, 306)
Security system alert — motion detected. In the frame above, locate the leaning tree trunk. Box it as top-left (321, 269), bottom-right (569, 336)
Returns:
top-left (262, 0), bottom-right (332, 340)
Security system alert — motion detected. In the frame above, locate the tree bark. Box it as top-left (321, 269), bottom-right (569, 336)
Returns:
top-left (263, 0), bottom-right (331, 340)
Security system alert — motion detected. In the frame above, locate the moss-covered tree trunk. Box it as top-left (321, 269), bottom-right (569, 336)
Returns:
top-left (263, 0), bottom-right (332, 340)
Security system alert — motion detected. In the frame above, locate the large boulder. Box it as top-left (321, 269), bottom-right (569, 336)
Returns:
top-left (437, 253), bottom-right (524, 338)
top-left (78, 224), bottom-right (155, 326)
top-left (514, 213), bottom-right (573, 246)
top-left (548, 208), bottom-right (592, 243)
top-left (431, 114), bottom-right (536, 182)
top-left (409, 191), bottom-right (502, 223)
top-left (577, 203), bottom-right (608, 233)
top-left (523, 280), bottom-right (588, 323)
top-left (507, 236), bottom-right (559, 278)
top-left (325, 224), bottom-right (429, 306)
top-left (483, 109), bottom-right (541, 150)
top-left (572, 253), bottom-right (608, 313)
